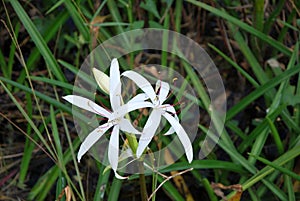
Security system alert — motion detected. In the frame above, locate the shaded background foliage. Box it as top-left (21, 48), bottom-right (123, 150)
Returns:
top-left (0, 0), bottom-right (300, 200)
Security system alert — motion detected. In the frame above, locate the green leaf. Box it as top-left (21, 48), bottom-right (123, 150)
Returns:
top-left (9, 0), bottom-right (66, 83)
top-left (186, 0), bottom-right (292, 56)
top-left (140, 0), bottom-right (161, 19)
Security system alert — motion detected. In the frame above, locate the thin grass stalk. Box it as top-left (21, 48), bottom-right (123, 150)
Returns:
top-left (139, 161), bottom-right (148, 201)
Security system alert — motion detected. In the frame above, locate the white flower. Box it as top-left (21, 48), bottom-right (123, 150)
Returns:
top-left (122, 71), bottom-right (193, 163)
top-left (63, 59), bottom-right (152, 179)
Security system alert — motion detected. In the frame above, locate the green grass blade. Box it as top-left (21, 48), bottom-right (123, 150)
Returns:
top-left (186, 0), bottom-right (292, 56)
top-left (226, 65), bottom-right (300, 120)
top-left (64, 0), bottom-right (90, 41)
top-left (242, 145), bottom-right (300, 190)
top-left (9, 0), bottom-right (66, 82)
top-left (227, 23), bottom-right (269, 84)
top-left (0, 80), bottom-right (56, 160)
top-left (249, 154), bottom-right (300, 181)
top-left (17, 11), bottom-right (69, 85)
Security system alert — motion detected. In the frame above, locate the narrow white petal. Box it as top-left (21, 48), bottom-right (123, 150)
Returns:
top-left (136, 110), bottom-right (162, 158)
top-left (164, 104), bottom-right (176, 114)
top-left (120, 118), bottom-right (141, 134)
top-left (114, 101), bottom-right (154, 118)
top-left (127, 93), bottom-right (149, 104)
top-left (108, 125), bottom-right (120, 178)
top-left (63, 95), bottom-right (112, 118)
top-left (110, 58), bottom-right (122, 111)
top-left (92, 68), bottom-right (110, 94)
top-left (163, 112), bottom-right (193, 163)
top-left (122, 71), bottom-right (156, 102)
top-left (114, 171), bottom-right (128, 180)
top-left (164, 105), bottom-right (179, 135)
top-left (77, 123), bottom-right (112, 162)
top-left (156, 80), bottom-right (170, 103)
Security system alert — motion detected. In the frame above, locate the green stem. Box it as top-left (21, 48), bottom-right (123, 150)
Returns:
top-left (139, 161), bottom-right (148, 201)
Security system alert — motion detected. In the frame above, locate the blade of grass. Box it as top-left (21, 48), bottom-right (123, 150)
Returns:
top-left (16, 11), bottom-right (69, 85)
top-left (64, 0), bottom-right (90, 41)
top-left (238, 105), bottom-right (285, 153)
top-left (227, 23), bottom-right (269, 85)
top-left (0, 76), bottom-right (90, 123)
top-left (226, 65), bottom-right (300, 120)
top-left (7, 22), bottom-right (20, 84)
top-left (241, 145), bottom-right (300, 191)
top-left (185, 0), bottom-right (292, 56)
top-left (0, 80), bottom-right (56, 161)
top-left (266, 117), bottom-right (284, 155)
top-left (208, 44), bottom-right (259, 88)
top-left (29, 138), bottom-right (83, 200)
top-left (249, 154), bottom-right (300, 181)
top-left (18, 87), bottom-right (34, 185)
top-left (9, 0), bottom-right (66, 82)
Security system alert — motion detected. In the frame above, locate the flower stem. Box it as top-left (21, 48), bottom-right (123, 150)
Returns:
top-left (139, 161), bottom-right (148, 201)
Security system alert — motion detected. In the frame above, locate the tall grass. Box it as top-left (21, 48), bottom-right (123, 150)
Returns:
top-left (1, 0), bottom-right (299, 200)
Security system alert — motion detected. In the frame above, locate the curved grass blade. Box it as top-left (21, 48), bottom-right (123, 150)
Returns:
top-left (9, 0), bottom-right (66, 82)
top-left (186, 0), bottom-right (292, 56)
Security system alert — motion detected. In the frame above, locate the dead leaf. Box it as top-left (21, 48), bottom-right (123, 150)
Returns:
top-left (211, 182), bottom-right (243, 201)
top-left (57, 186), bottom-right (72, 201)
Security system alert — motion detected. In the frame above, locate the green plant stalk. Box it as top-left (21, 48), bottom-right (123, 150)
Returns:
top-left (227, 23), bottom-right (269, 85)
top-left (7, 22), bottom-right (20, 90)
top-left (139, 161), bottom-right (148, 201)
top-left (252, 0), bottom-right (264, 60)
top-left (249, 154), bottom-right (300, 181)
top-left (192, 170), bottom-right (218, 201)
top-left (93, 162), bottom-right (110, 201)
top-left (266, 117), bottom-right (284, 155)
top-left (161, 12), bottom-right (170, 67)
top-left (18, 89), bottom-right (34, 185)
top-left (107, 178), bottom-right (122, 201)
top-left (263, 0), bottom-right (285, 34)
top-left (169, 0), bottom-right (182, 72)
top-left (285, 161), bottom-right (296, 201)
top-left (272, 9), bottom-right (297, 56)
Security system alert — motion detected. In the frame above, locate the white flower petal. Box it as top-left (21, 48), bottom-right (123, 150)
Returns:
top-left (110, 58), bottom-right (122, 111)
top-left (163, 112), bottom-right (193, 163)
top-left (77, 122), bottom-right (112, 162)
top-left (122, 70), bottom-right (156, 102)
top-left (108, 125), bottom-right (120, 177)
top-left (164, 105), bottom-right (179, 135)
top-left (119, 118), bottom-right (141, 134)
top-left (127, 93), bottom-right (149, 104)
top-left (136, 109), bottom-right (162, 158)
top-left (63, 95), bottom-right (112, 118)
top-left (92, 68), bottom-right (110, 94)
top-left (156, 80), bottom-right (170, 103)
top-left (164, 114), bottom-right (179, 135)
top-left (114, 171), bottom-right (128, 180)
top-left (114, 101), bottom-right (154, 118)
